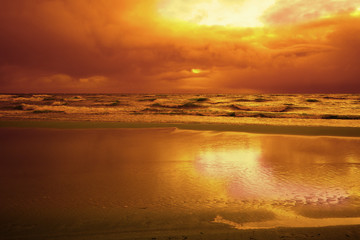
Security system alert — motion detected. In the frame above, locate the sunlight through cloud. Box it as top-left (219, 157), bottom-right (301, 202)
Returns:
top-left (158, 0), bottom-right (276, 27)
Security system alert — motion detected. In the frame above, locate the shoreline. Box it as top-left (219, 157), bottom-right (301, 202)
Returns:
top-left (2, 224), bottom-right (360, 240)
top-left (1, 120), bottom-right (360, 137)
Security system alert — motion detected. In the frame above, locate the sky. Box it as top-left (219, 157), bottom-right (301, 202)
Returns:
top-left (1, 0), bottom-right (360, 93)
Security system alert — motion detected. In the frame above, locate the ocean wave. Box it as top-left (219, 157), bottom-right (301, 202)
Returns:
top-left (0, 93), bottom-right (359, 127)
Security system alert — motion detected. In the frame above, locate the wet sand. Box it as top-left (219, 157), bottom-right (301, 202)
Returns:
top-left (1, 127), bottom-right (360, 239)
top-left (1, 120), bottom-right (360, 137)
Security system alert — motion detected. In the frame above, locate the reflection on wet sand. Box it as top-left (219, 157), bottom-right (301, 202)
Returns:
top-left (195, 134), bottom-right (360, 229)
top-left (0, 128), bottom-right (360, 238)
top-left (196, 135), bottom-right (360, 200)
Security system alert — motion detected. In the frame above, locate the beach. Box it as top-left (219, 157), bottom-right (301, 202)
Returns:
top-left (1, 93), bottom-right (360, 239)
top-left (2, 0), bottom-right (360, 238)
top-left (1, 125), bottom-right (360, 239)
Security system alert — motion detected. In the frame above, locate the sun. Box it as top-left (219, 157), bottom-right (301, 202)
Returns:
top-left (191, 69), bottom-right (202, 74)
top-left (158, 0), bottom-right (276, 28)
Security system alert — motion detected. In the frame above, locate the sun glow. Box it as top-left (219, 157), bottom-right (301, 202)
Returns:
top-left (158, 0), bottom-right (276, 28)
top-left (351, 7), bottom-right (360, 17)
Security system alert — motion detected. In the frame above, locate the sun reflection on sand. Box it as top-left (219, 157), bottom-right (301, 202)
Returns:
top-left (196, 148), bottom-right (262, 178)
top-left (194, 134), bottom-right (360, 228)
top-left (195, 148), bottom-right (274, 199)
top-left (195, 144), bottom-right (351, 202)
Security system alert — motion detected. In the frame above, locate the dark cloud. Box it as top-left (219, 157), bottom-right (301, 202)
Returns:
top-left (0, 0), bottom-right (360, 93)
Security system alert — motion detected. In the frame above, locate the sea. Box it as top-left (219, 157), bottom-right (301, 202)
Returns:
top-left (0, 93), bottom-right (360, 127)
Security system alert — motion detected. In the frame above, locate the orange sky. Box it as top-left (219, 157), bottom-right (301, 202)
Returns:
top-left (1, 0), bottom-right (360, 93)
